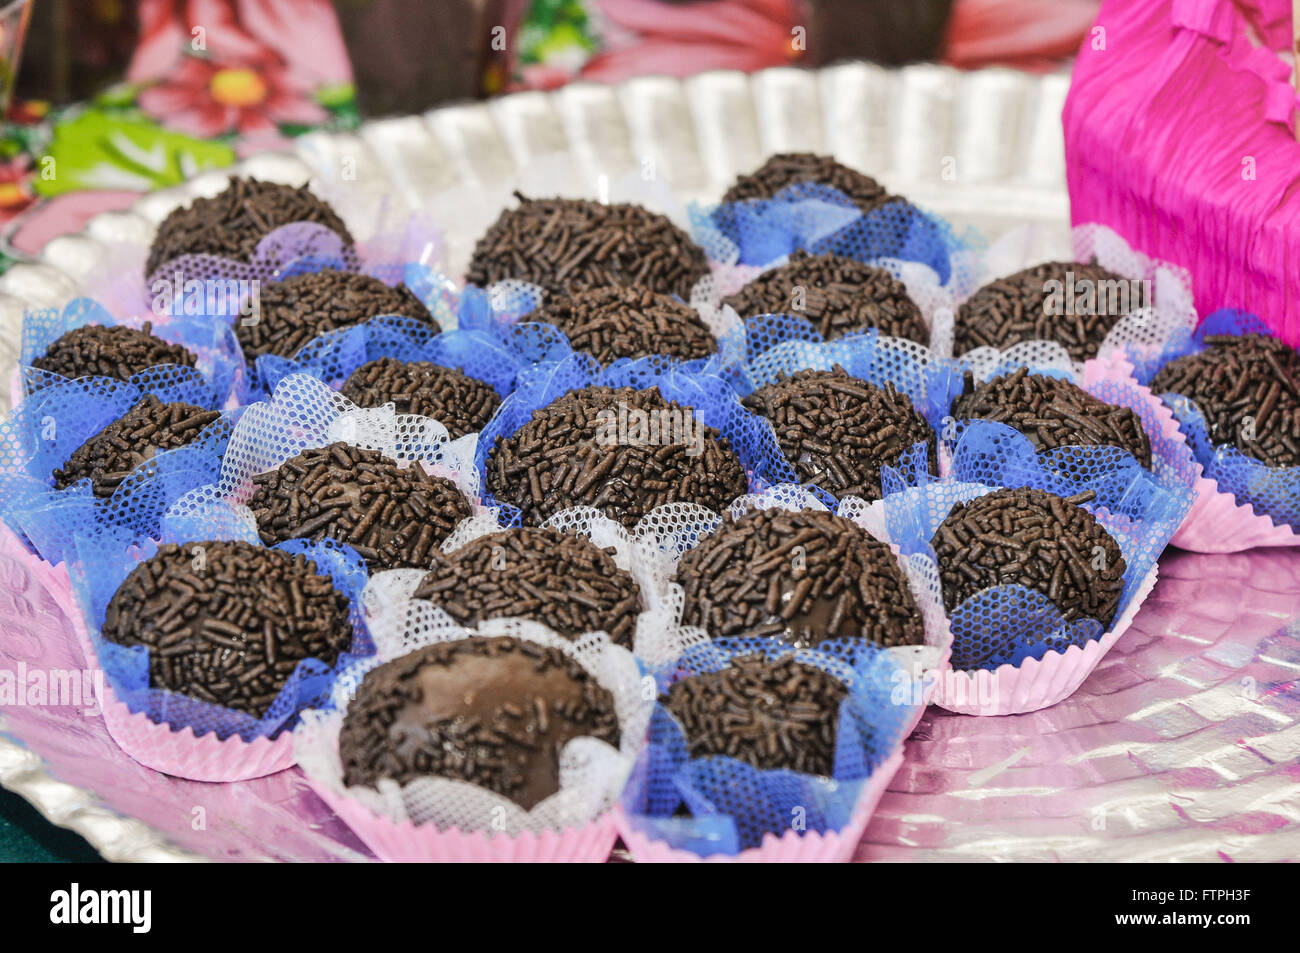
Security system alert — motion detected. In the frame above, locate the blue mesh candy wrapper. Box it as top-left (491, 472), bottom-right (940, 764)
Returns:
top-left (620, 637), bottom-right (913, 856)
top-left (879, 422), bottom-right (1192, 671)
top-left (145, 221), bottom-right (360, 289)
top-left (692, 181), bottom-right (971, 287)
top-left (68, 522), bottom-right (372, 743)
top-left (0, 374), bottom-right (237, 565)
top-left (1136, 308), bottom-right (1300, 533)
top-left (21, 297), bottom-right (244, 408)
top-left (474, 352), bottom-right (799, 527)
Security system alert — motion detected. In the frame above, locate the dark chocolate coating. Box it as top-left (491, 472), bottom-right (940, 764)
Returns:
top-left (465, 193), bottom-right (710, 299)
top-left (101, 540), bottom-right (353, 717)
top-left (31, 323), bottom-right (197, 383)
top-left (1151, 333), bottom-right (1300, 468)
top-left (413, 527), bottom-right (641, 647)
top-left (954, 260), bottom-right (1135, 362)
top-left (533, 284), bottom-right (716, 365)
top-left (930, 486), bottom-right (1127, 634)
top-left (721, 250), bottom-right (928, 345)
top-left (341, 358), bottom-right (499, 440)
top-left (486, 385), bottom-right (748, 529)
top-left (247, 441), bottom-right (471, 571)
top-left (721, 153), bottom-right (892, 215)
top-left (661, 653), bottom-right (848, 775)
top-left (677, 507), bottom-right (924, 648)
top-left (146, 177), bottom-right (354, 277)
top-left (240, 269), bottom-right (437, 361)
top-left (339, 635), bottom-right (621, 810)
top-left (951, 367), bottom-right (1152, 467)
top-left (53, 395), bottom-right (222, 498)
top-left (743, 366), bottom-right (937, 501)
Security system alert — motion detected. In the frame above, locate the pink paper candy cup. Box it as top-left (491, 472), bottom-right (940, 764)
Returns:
top-left (308, 781), bottom-right (619, 863)
top-left (614, 749), bottom-right (905, 863)
top-left (1082, 351), bottom-right (1300, 553)
top-left (931, 564), bottom-right (1159, 716)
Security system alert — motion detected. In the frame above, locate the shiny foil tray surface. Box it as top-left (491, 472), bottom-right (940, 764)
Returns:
top-left (0, 63), bottom-right (1297, 862)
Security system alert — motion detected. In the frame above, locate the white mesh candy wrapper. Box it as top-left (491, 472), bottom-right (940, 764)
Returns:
top-left (293, 615), bottom-right (653, 863)
top-left (163, 373), bottom-right (480, 541)
top-left (957, 222), bottom-right (1198, 375)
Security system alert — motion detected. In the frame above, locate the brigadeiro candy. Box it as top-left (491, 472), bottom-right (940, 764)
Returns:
top-left (464, 193), bottom-right (710, 299)
top-left (413, 527), bottom-right (641, 648)
top-left (31, 323), bottom-right (197, 383)
top-left (742, 366), bottom-right (936, 500)
top-left (677, 507), bottom-right (924, 648)
top-left (146, 177), bottom-right (354, 277)
top-left (532, 285), bottom-right (716, 366)
top-left (951, 367), bottom-right (1152, 467)
top-left (931, 486), bottom-right (1127, 637)
top-left (247, 441), bottom-right (472, 571)
top-left (954, 260), bottom-right (1135, 362)
top-left (486, 385), bottom-right (747, 529)
top-left (52, 395), bottom-right (222, 498)
top-left (338, 635), bottom-right (621, 810)
top-left (100, 540), bottom-right (354, 717)
top-left (340, 358), bottom-right (500, 440)
top-left (721, 152), bottom-right (893, 215)
top-left (241, 270), bottom-right (437, 362)
top-left (721, 250), bottom-right (929, 345)
top-left (660, 653), bottom-right (848, 775)
top-left (1151, 333), bottom-right (1300, 468)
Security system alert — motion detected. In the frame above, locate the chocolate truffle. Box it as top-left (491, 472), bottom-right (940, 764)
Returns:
top-left (721, 153), bottom-right (893, 215)
top-left (53, 396), bottom-right (222, 498)
top-left (31, 323), bottom-right (197, 383)
top-left (247, 442), bottom-right (472, 571)
top-left (240, 269), bottom-right (437, 362)
top-left (661, 653), bottom-right (848, 775)
top-left (742, 366), bottom-right (937, 500)
top-left (952, 367), bottom-right (1152, 467)
top-left (1151, 333), bottom-right (1300, 467)
top-left (340, 358), bottom-right (499, 440)
top-left (930, 486), bottom-right (1127, 632)
top-left (677, 507), bottom-right (924, 648)
top-left (532, 285), bottom-right (716, 365)
top-left (413, 528), bottom-right (641, 647)
top-left (954, 260), bottom-right (1137, 362)
top-left (487, 385), bottom-right (747, 529)
top-left (101, 540), bottom-right (353, 717)
top-left (339, 636), bottom-right (621, 810)
top-left (721, 250), bottom-right (928, 345)
top-left (146, 177), bottom-right (354, 277)
top-left (465, 193), bottom-right (710, 299)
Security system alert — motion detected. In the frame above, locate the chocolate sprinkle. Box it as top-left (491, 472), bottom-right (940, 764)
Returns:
top-left (661, 654), bottom-right (848, 776)
top-left (677, 507), bottom-right (924, 648)
top-left (53, 395), bottom-right (222, 498)
top-left (101, 540), bottom-right (353, 717)
top-left (413, 527), bottom-right (641, 647)
top-left (465, 193), bottom-right (710, 299)
top-left (487, 385), bottom-right (748, 529)
top-left (339, 635), bottom-right (621, 810)
top-left (31, 323), bottom-right (197, 383)
top-left (930, 486), bottom-right (1127, 634)
top-left (146, 177), bottom-right (354, 277)
top-left (954, 260), bottom-right (1135, 362)
top-left (532, 284), bottom-right (716, 366)
top-left (1151, 333), bottom-right (1300, 468)
top-left (721, 153), bottom-right (893, 215)
top-left (721, 250), bottom-right (928, 345)
top-left (248, 441), bottom-right (472, 571)
top-left (340, 358), bottom-right (500, 440)
top-left (952, 367), bottom-right (1152, 467)
top-left (239, 269), bottom-right (437, 362)
top-left (743, 366), bottom-right (937, 500)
